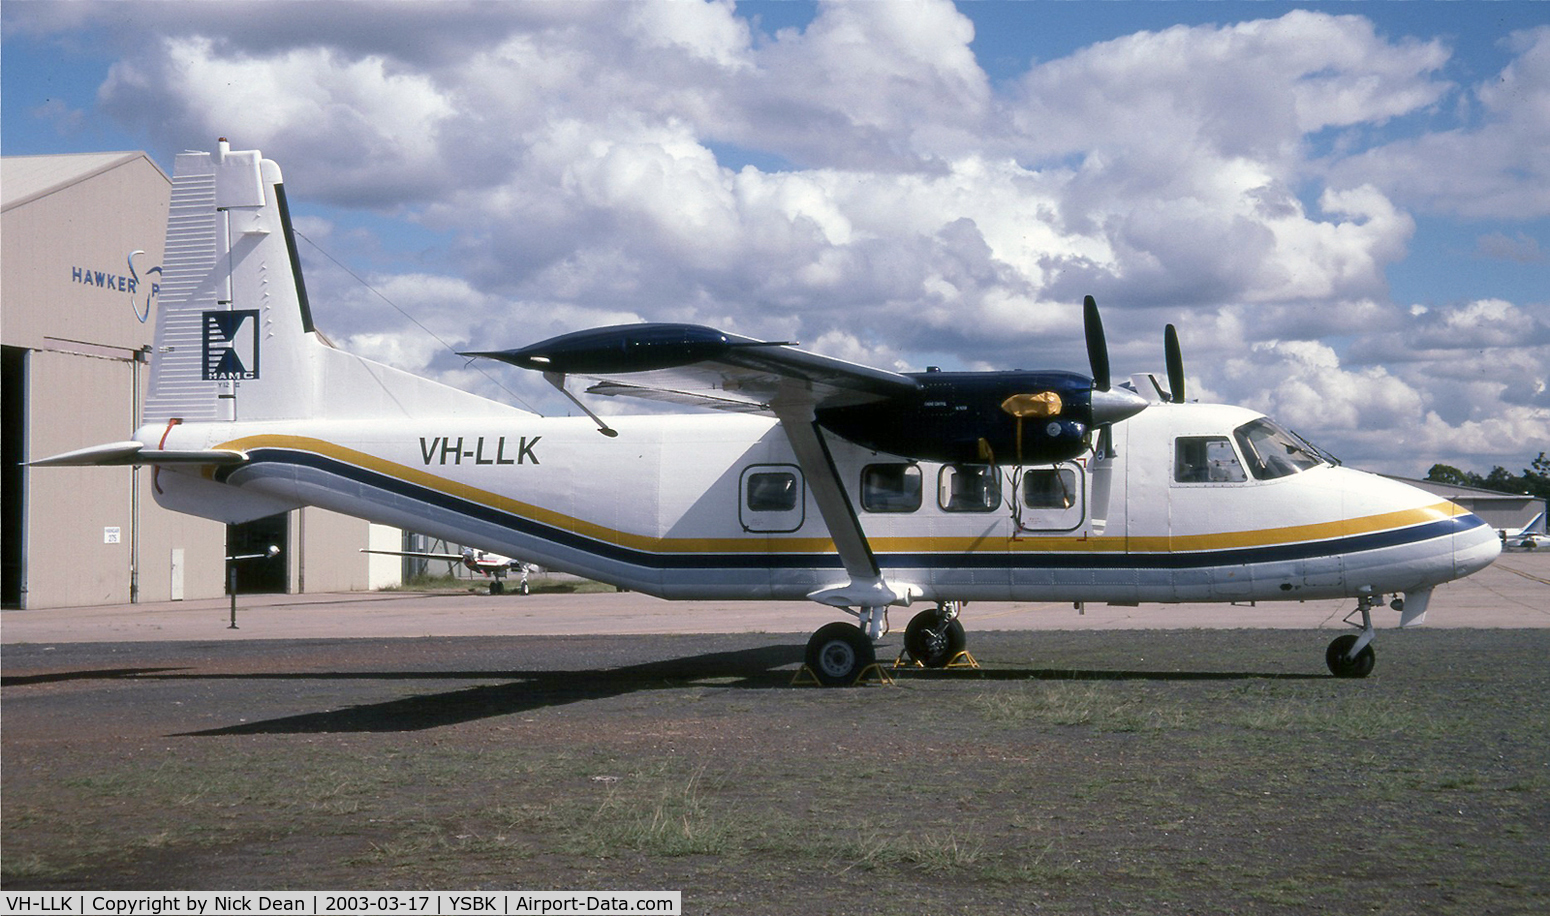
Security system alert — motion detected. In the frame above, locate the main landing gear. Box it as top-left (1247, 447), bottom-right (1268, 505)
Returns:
top-left (486, 571), bottom-right (530, 596)
top-left (903, 602), bottom-right (967, 668)
top-left (802, 602), bottom-right (971, 686)
top-left (1326, 593), bottom-right (1379, 678)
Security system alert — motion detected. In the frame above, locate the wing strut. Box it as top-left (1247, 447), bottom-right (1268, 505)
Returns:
top-left (544, 371), bottom-right (619, 438)
top-left (774, 403), bottom-right (918, 619)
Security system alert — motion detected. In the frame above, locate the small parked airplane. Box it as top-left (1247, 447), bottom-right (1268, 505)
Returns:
top-left (361, 545), bottom-right (534, 594)
top-left (1501, 512), bottom-right (1549, 550)
top-left (35, 142), bottom-right (1501, 684)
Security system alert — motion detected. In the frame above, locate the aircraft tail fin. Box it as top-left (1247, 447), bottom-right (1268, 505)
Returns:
top-left (1507, 510), bottom-right (1546, 538)
top-left (142, 140), bottom-right (520, 425)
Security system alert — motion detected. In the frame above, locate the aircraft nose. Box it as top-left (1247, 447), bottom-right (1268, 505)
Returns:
top-left (1453, 513), bottom-right (1502, 578)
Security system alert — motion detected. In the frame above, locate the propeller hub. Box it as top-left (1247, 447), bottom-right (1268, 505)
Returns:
top-left (1090, 387), bottom-right (1149, 426)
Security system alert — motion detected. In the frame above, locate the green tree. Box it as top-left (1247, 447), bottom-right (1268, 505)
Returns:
top-left (1425, 464), bottom-right (1476, 486)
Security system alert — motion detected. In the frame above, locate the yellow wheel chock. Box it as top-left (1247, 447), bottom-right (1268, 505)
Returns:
top-left (891, 650), bottom-right (981, 671)
top-left (790, 663), bottom-right (895, 687)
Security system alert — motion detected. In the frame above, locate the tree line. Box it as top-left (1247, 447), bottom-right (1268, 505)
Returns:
top-left (1426, 452), bottom-right (1550, 501)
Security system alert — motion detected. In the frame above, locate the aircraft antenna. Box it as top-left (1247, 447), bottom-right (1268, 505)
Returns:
top-left (292, 230), bottom-right (544, 415)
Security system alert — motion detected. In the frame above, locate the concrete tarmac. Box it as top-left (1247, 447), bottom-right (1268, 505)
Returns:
top-left (3, 551), bottom-right (1546, 645)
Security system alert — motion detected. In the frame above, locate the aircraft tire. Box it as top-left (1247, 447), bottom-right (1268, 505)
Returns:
top-left (520, 581), bottom-right (530, 595)
top-left (904, 609), bottom-right (967, 668)
top-left (490, 581), bottom-right (504, 595)
top-left (805, 622), bottom-right (875, 687)
top-left (1325, 634), bottom-right (1375, 678)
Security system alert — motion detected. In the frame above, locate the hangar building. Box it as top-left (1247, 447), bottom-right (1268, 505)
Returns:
top-left (3, 151), bottom-right (398, 609)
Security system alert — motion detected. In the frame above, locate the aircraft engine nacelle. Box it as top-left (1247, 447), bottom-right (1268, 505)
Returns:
top-left (816, 369), bottom-right (1136, 465)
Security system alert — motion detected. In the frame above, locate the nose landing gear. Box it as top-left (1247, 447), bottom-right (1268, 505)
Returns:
top-left (1326, 594), bottom-right (1379, 678)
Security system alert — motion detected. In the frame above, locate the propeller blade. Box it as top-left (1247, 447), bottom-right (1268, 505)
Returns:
top-left (1164, 323), bottom-right (1184, 403)
top-left (1083, 295), bottom-right (1110, 391)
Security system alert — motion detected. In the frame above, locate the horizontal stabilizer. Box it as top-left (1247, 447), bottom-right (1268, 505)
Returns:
top-left (30, 441), bottom-right (247, 468)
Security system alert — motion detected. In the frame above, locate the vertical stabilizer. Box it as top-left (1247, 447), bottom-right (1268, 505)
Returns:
top-left (143, 140), bottom-right (319, 423)
top-left (141, 141), bottom-right (523, 424)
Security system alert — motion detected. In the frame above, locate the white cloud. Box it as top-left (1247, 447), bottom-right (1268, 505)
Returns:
top-left (15, 2), bottom-right (1547, 472)
top-left (1325, 26), bottom-right (1550, 219)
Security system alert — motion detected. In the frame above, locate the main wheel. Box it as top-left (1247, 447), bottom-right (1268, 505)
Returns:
top-left (904, 608), bottom-right (967, 668)
top-left (805, 622), bottom-right (876, 687)
top-left (489, 580), bottom-right (505, 595)
top-left (1325, 634), bottom-right (1376, 678)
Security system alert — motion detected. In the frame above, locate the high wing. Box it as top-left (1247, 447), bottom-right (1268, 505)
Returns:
top-left (361, 548), bottom-right (531, 570)
top-left (361, 549), bottom-right (471, 564)
top-left (464, 322), bottom-right (919, 415)
top-left (467, 323), bottom-right (931, 614)
top-left (467, 310), bottom-right (1149, 625)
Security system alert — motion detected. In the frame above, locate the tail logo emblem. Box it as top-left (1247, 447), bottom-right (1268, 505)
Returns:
top-left (203, 310), bottom-right (261, 380)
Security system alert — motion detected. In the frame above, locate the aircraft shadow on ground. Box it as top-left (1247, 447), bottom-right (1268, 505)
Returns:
top-left (0, 667), bottom-right (189, 687)
top-left (158, 651), bottom-right (1322, 736)
top-left (173, 644), bottom-right (809, 736)
top-left (2, 649), bottom-right (1327, 737)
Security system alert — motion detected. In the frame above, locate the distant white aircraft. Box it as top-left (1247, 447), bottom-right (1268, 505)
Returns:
top-left (1501, 512), bottom-right (1549, 550)
top-left (362, 545), bottom-right (534, 594)
top-left (35, 141), bottom-right (1501, 684)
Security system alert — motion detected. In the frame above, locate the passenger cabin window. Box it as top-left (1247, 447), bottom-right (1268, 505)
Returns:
top-left (746, 471), bottom-right (798, 512)
top-left (739, 465), bottom-right (804, 533)
top-left (1023, 468), bottom-right (1078, 509)
top-left (1015, 465), bottom-right (1085, 531)
top-left (862, 463), bottom-right (922, 513)
top-left (1175, 437), bottom-right (1247, 483)
top-left (939, 464), bottom-right (1000, 512)
top-left (1234, 418), bottom-right (1324, 480)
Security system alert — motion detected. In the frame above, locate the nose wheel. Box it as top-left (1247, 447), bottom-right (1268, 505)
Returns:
top-left (1325, 634), bottom-right (1375, 678)
top-left (1326, 595), bottom-right (1378, 678)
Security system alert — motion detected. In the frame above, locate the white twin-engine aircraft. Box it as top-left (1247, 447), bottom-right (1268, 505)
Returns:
top-left (38, 142), bottom-right (1501, 685)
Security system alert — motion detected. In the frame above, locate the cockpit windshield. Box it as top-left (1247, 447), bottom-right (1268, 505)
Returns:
top-left (1234, 417), bottom-right (1327, 480)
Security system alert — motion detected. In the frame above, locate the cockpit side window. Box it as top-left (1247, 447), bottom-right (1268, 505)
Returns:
top-left (1234, 418), bottom-right (1324, 480)
top-left (1174, 436), bottom-right (1247, 483)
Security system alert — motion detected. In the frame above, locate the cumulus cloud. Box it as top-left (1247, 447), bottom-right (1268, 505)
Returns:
top-left (1325, 26), bottom-right (1550, 219)
top-left (10, 1), bottom-right (1547, 472)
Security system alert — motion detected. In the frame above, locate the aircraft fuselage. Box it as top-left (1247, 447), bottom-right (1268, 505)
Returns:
top-left (147, 399), bottom-right (1499, 610)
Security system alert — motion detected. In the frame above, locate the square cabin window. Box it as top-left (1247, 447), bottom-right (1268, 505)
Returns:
top-left (1022, 468), bottom-right (1078, 509)
top-left (861, 463), bottom-right (922, 513)
top-left (940, 464), bottom-right (1001, 512)
top-left (746, 471), bottom-right (798, 512)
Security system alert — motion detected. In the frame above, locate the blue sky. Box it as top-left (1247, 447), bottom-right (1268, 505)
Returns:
top-left (4, 1), bottom-right (1547, 475)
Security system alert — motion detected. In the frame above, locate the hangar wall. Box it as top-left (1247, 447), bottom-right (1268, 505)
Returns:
top-left (3, 151), bottom-right (394, 609)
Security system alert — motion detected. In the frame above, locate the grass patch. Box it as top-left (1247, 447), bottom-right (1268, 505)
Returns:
top-left (970, 681), bottom-right (1190, 731)
top-left (564, 768), bottom-right (734, 858)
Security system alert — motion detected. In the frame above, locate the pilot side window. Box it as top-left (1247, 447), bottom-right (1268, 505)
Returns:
top-left (939, 464), bottom-right (1001, 512)
top-left (862, 463), bottom-right (922, 513)
top-left (1234, 418), bottom-right (1324, 480)
top-left (1174, 436), bottom-right (1248, 483)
